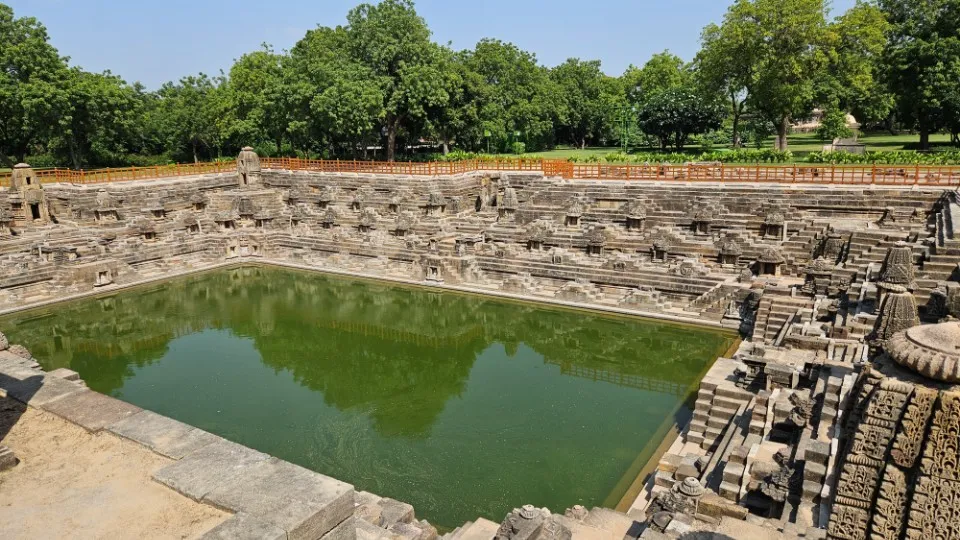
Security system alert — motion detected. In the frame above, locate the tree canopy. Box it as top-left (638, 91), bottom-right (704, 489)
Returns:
top-left (2, 0), bottom-right (960, 166)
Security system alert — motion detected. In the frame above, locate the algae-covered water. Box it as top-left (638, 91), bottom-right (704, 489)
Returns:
top-left (0, 266), bottom-right (735, 527)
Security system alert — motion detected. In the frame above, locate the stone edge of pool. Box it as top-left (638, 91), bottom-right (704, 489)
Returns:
top-left (0, 257), bottom-right (735, 334)
top-left (0, 344), bottom-right (451, 540)
top-left (0, 259), bottom-right (740, 539)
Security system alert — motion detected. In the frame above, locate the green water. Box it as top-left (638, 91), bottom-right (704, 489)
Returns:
top-left (0, 266), bottom-right (735, 527)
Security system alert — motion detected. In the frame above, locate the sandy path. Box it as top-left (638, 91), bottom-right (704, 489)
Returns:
top-left (0, 396), bottom-right (229, 540)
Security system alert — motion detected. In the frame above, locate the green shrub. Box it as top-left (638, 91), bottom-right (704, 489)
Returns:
top-left (511, 142), bottom-right (526, 155)
top-left (805, 150), bottom-right (960, 165)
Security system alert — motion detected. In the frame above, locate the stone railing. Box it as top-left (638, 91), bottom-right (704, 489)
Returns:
top-left (3, 156), bottom-right (960, 187)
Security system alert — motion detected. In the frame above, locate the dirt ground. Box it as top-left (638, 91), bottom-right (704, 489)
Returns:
top-left (0, 396), bottom-right (229, 539)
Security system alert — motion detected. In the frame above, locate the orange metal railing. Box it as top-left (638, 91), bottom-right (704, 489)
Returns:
top-left (2, 157), bottom-right (959, 187)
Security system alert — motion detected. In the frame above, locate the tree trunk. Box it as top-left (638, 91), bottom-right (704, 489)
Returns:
top-left (580, 138), bottom-right (587, 150)
top-left (442, 138), bottom-right (450, 155)
top-left (192, 142), bottom-right (199, 164)
top-left (886, 113), bottom-right (898, 136)
top-left (69, 138), bottom-right (81, 170)
top-left (275, 136), bottom-right (282, 155)
top-left (730, 95), bottom-right (742, 149)
top-left (919, 129), bottom-right (930, 151)
top-left (775, 116), bottom-right (790, 152)
top-left (386, 124), bottom-right (397, 162)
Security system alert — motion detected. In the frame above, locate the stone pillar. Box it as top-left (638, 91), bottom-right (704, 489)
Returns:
top-left (236, 147), bottom-right (262, 186)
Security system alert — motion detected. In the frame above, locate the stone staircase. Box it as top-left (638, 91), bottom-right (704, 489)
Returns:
top-left (752, 293), bottom-right (816, 345)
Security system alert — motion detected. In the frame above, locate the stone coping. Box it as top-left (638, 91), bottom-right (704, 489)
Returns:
top-left (0, 351), bottom-right (355, 540)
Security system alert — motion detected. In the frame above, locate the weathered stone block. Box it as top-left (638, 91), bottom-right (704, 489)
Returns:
top-left (379, 498), bottom-right (415, 527)
top-left (200, 513), bottom-right (286, 540)
top-left (108, 410), bottom-right (219, 459)
top-left (42, 389), bottom-right (142, 432)
top-left (0, 368), bottom-right (85, 407)
top-left (203, 458), bottom-right (355, 540)
top-left (323, 516), bottom-right (358, 540)
top-left (153, 438), bottom-right (272, 500)
top-left (804, 440), bottom-right (831, 466)
top-left (48, 368), bottom-right (80, 381)
top-left (718, 480), bottom-right (740, 501)
top-left (722, 462), bottom-right (745, 484)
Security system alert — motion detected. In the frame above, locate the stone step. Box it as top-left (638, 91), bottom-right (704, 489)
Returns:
top-left (581, 507), bottom-right (639, 539)
top-left (455, 518), bottom-right (499, 540)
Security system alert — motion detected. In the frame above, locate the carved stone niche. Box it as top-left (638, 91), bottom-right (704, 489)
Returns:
top-left (180, 216), bottom-right (202, 235)
top-left (586, 225), bottom-right (608, 257)
top-left (717, 237), bottom-right (743, 266)
top-left (95, 189), bottom-right (121, 222)
top-left (426, 191), bottom-right (446, 217)
top-left (525, 219), bottom-right (553, 252)
top-left (764, 211), bottom-right (786, 239)
top-left (394, 212), bottom-right (416, 237)
top-left (757, 247), bottom-right (786, 276)
top-left (12, 163), bottom-right (49, 223)
top-left (317, 186), bottom-right (336, 209)
top-left (821, 231), bottom-right (847, 262)
top-left (650, 233), bottom-right (673, 263)
top-left (498, 186), bottom-right (518, 219)
top-left (691, 207), bottom-right (713, 235)
top-left (321, 207), bottom-right (338, 229)
top-left (455, 234), bottom-right (482, 257)
top-left (215, 211), bottom-right (238, 232)
top-left (802, 256), bottom-right (833, 296)
top-left (190, 191), bottom-right (209, 211)
top-left (236, 147), bottom-right (261, 186)
top-left (132, 218), bottom-right (157, 242)
top-left (624, 199), bottom-right (647, 232)
top-left (424, 256), bottom-right (443, 282)
top-left (565, 198), bottom-right (584, 227)
top-left (358, 208), bottom-right (379, 233)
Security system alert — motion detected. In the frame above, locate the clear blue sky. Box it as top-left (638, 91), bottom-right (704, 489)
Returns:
top-left (8, 0), bottom-right (858, 89)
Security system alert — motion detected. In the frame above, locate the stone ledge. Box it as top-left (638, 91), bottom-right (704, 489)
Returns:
top-left (42, 389), bottom-right (142, 432)
top-left (109, 410), bottom-right (220, 459)
top-left (153, 438), bottom-right (273, 501)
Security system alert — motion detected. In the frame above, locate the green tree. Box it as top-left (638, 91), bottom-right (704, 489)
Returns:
top-left (0, 3), bottom-right (69, 164)
top-left (154, 74), bottom-right (225, 163)
top-left (550, 59), bottom-right (623, 149)
top-left (817, 1), bottom-right (893, 126)
top-left (714, 0), bottom-right (830, 151)
top-left (621, 52), bottom-right (692, 111)
top-left (346, 0), bottom-right (449, 161)
top-left (816, 108), bottom-right (853, 141)
top-left (696, 19), bottom-right (756, 148)
top-left (289, 26), bottom-right (384, 157)
top-left (637, 87), bottom-right (725, 150)
top-left (227, 46), bottom-right (293, 155)
top-left (52, 69), bottom-right (143, 168)
top-left (464, 39), bottom-right (562, 152)
top-left (879, 0), bottom-right (960, 149)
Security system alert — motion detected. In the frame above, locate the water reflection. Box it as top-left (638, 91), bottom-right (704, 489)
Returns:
top-left (0, 266), bottom-right (735, 525)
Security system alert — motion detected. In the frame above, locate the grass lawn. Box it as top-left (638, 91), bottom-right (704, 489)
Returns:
top-left (521, 132), bottom-right (955, 163)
